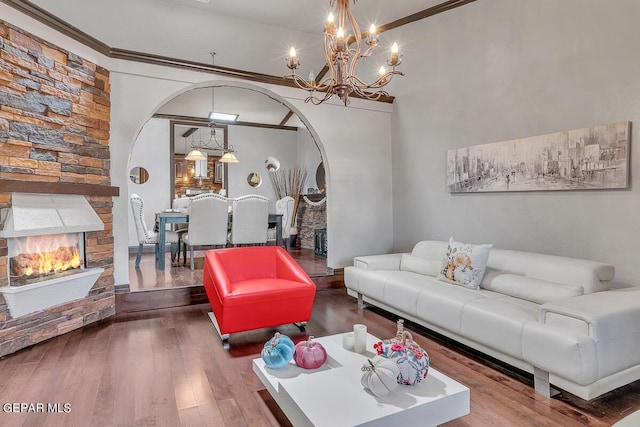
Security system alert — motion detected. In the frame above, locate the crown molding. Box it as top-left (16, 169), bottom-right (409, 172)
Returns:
top-left (0, 0), bottom-right (110, 55)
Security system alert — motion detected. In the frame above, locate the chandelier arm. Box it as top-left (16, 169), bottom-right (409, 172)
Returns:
top-left (306, 87), bottom-right (335, 105)
top-left (287, 73), bottom-right (335, 92)
top-left (349, 70), bottom-right (405, 91)
top-left (351, 86), bottom-right (387, 101)
top-left (342, 0), bottom-right (362, 81)
top-left (325, 39), bottom-right (338, 85)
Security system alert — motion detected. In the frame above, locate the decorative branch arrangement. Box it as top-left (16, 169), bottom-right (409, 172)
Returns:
top-left (269, 165), bottom-right (308, 229)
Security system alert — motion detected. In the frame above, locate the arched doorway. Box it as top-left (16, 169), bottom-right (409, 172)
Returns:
top-left (126, 82), bottom-right (330, 290)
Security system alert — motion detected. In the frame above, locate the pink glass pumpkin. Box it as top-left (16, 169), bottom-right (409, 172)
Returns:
top-left (294, 336), bottom-right (327, 369)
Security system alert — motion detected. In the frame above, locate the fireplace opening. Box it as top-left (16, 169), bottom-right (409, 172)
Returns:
top-left (8, 233), bottom-right (85, 287)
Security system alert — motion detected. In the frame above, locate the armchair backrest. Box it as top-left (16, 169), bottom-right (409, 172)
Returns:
top-left (230, 194), bottom-right (269, 245)
top-left (187, 193), bottom-right (228, 246)
top-left (208, 246), bottom-right (314, 285)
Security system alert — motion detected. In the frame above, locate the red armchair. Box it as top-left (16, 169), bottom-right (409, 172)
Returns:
top-left (203, 246), bottom-right (316, 340)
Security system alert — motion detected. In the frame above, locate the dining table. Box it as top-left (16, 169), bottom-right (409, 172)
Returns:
top-left (155, 210), bottom-right (284, 270)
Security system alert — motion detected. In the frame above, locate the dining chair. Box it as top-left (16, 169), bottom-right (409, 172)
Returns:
top-left (172, 196), bottom-right (191, 263)
top-left (267, 196), bottom-right (294, 250)
top-left (182, 193), bottom-right (228, 271)
top-left (130, 193), bottom-right (179, 268)
top-left (229, 194), bottom-right (270, 247)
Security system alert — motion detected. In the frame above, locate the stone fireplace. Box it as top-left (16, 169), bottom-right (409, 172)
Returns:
top-left (0, 20), bottom-right (117, 357)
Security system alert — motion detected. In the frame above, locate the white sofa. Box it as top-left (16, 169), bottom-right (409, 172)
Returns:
top-left (344, 240), bottom-right (640, 401)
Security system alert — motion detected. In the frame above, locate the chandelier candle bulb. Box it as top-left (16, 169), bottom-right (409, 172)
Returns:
top-left (309, 71), bottom-right (315, 84)
top-left (288, 47), bottom-right (298, 69)
top-left (326, 12), bottom-right (336, 34)
top-left (336, 27), bottom-right (346, 51)
top-left (368, 24), bottom-right (378, 45)
top-left (389, 42), bottom-right (400, 66)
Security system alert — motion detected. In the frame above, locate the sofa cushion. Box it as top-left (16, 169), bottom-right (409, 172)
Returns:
top-left (461, 297), bottom-right (539, 359)
top-left (414, 279), bottom-right (490, 334)
top-left (382, 272), bottom-right (436, 317)
top-left (481, 273), bottom-right (584, 304)
top-left (438, 237), bottom-right (492, 289)
top-left (400, 253), bottom-right (441, 277)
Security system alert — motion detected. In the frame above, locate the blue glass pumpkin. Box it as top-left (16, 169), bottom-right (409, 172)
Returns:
top-left (261, 332), bottom-right (295, 369)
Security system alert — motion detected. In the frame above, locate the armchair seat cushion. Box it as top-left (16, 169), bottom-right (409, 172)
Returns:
top-left (224, 278), bottom-right (313, 306)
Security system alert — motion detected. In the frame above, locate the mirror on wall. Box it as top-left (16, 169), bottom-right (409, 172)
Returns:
top-left (247, 172), bottom-right (262, 187)
top-left (129, 166), bottom-right (149, 184)
top-left (171, 123), bottom-right (227, 199)
top-left (316, 163), bottom-right (326, 192)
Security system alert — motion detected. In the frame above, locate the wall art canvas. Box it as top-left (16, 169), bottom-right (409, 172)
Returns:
top-left (447, 121), bottom-right (630, 193)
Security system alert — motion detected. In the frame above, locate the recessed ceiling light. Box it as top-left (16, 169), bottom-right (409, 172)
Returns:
top-left (193, 0), bottom-right (211, 3)
top-left (209, 112), bottom-right (239, 122)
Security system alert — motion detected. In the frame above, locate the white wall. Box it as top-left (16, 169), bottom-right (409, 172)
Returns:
top-left (390, 0), bottom-right (640, 286)
top-left (127, 118), bottom-right (170, 247)
top-left (226, 126), bottom-right (298, 208)
top-left (297, 128), bottom-right (323, 191)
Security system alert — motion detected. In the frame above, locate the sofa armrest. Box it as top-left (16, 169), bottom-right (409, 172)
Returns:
top-left (352, 253), bottom-right (404, 271)
top-left (539, 290), bottom-right (640, 341)
top-left (538, 290), bottom-right (640, 380)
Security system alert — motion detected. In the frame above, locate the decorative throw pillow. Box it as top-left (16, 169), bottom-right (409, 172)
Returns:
top-left (438, 237), bottom-right (492, 289)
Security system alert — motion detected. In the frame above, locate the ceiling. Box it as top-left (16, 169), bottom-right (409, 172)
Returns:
top-left (23, 0), bottom-right (449, 127)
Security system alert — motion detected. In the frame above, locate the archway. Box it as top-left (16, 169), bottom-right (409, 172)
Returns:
top-left (125, 81), bottom-right (331, 289)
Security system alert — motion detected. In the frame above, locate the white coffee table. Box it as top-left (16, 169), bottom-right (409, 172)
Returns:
top-left (253, 333), bottom-right (470, 426)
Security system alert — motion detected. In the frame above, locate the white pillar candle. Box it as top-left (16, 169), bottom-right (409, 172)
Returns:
top-left (353, 324), bottom-right (367, 353)
top-left (342, 332), bottom-right (354, 350)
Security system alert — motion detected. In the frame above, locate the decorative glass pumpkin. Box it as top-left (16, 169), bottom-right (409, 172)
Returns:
top-left (361, 356), bottom-right (401, 397)
top-left (261, 332), bottom-right (295, 369)
top-left (373, 319), bottom-right (429, 385)
top-left (294, 336), bottom-right (327, 369)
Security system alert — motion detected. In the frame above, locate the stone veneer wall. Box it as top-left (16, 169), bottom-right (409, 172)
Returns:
top-left (0, 21), bottom-right (114, 356)
top-left (297, 196), bottom-right (327, 250)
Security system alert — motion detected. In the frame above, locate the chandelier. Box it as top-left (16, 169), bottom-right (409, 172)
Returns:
top-left (185, 126), bottom-right (238, 163)
top-left (185, 52), bottom-right (239, 163)
top-left (286, 0), bottom-right (404, 106)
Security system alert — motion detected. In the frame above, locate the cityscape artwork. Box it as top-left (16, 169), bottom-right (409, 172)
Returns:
top-left (447, 121), bottom-right (630, 193)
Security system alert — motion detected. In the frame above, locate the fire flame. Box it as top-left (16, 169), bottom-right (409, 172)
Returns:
top-left (12, 234), bottom-right (82, 278)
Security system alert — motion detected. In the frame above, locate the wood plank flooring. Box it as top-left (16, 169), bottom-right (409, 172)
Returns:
top-left (1, 286), bottom-right (639, 426)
